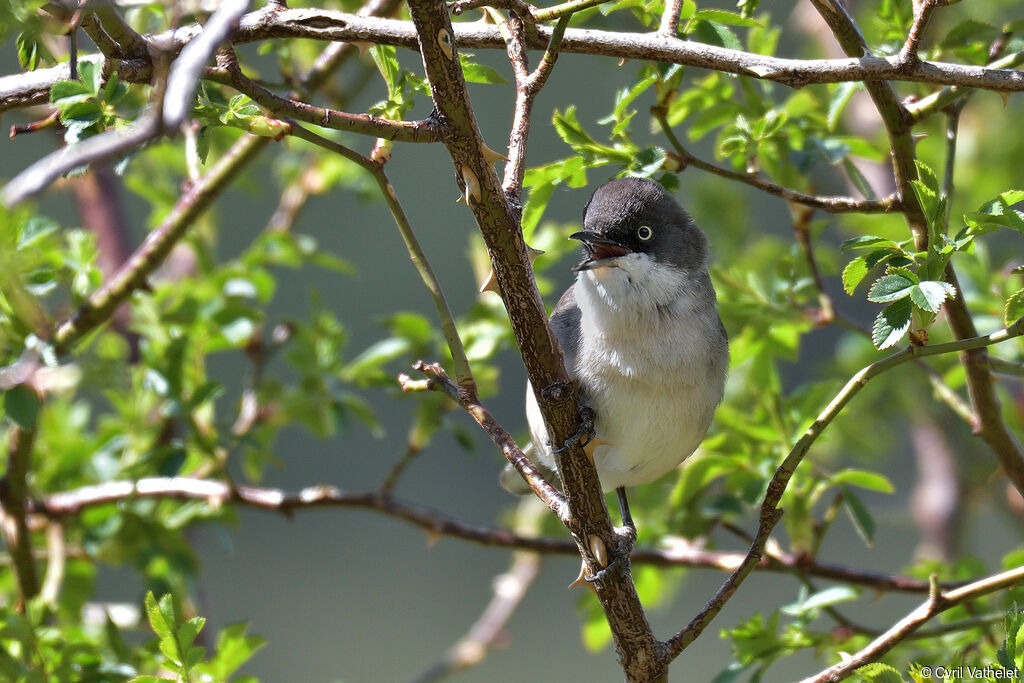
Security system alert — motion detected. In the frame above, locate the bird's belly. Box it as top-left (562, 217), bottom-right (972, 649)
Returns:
top-left (587, 378), bottom-right (713, 490)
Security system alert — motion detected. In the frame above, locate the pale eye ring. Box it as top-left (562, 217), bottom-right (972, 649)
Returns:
top-left (637, 225), bottom-right (653, 241)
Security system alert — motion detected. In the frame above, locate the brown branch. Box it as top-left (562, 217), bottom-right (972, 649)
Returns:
top-left (91, 4), bottom-right (149, 58)
top-left (900, 0), bottom-right (945, 65)
top-left (659, 0), bottom-right (683, 37)
top-left (801, 568), bottom-right (1024, 682)
top-left (400, 363), bottom-right (566, 518)
top-left (30, 475), bottom-right (946, 593)
top-left (204, 61), bottom-right (441, 143)
top-left (654, 110), bottom-right (899, 214)
top-left (402, 1), bottom-right (665, 676)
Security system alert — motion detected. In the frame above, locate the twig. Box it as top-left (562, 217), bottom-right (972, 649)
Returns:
top-left (659, 0), bottom-right (683, 37)
top-left (2, 114), bottom-right (161, 208)
top-left (501, 13), bottom-right (570, 201)
top-left (989, 356), bottom-right (1024, 376)
top-left (654, 110), bottom-right (899, 214)
top-left (52, 134), bottom-right (270, 353)
top-left (40, 521), bottom-right (66, 605)
top-left (0, 425), bottom-right (41, 609)
top-left (163, 0), bottom-right (251, 131)
top-left (791, 204), bottom-right (835, 325)
top-left (450, 0), bottom-right (539, 19)
top-left (204, 60), bottom-right (441, 143)
top-left (532, 0), bottom-right (610, 22)
top-left (906, 49), bottom-right (1024, 122)
top-left (801, 567), bottom-right (1024, 682)
top-left (287, 125), bottom-right (474, 388)
top-left (400, 362), bottom-right (566, 517)
top-left (900, 0), bottom-right (944, 65)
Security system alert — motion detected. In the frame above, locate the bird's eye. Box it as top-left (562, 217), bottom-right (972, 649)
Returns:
top-left (637, 226), bottom-right (653, 241)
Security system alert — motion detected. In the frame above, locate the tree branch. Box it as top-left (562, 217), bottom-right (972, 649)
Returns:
top-left (654, 109), bottom-right (900, 214)
top-left (1, 425), bottom-right (41, 609)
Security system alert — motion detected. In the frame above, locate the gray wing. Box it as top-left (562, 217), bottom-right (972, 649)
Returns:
top-left (549, 286), bottom-right (582, 381)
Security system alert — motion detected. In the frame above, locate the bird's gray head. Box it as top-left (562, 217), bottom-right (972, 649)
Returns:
top-left (571, 177), bottom-right (708, 276)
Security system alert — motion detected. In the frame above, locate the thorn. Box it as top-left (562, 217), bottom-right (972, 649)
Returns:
top-left (481, 143), bottom-right (509, 165)
top-left (478, 243), bottom-right (544, 294)
top-left (437, 28), bottom-right (455, 60)
top-left (479, 269), bottom-right (500, 294)
top-left (460, 164), bottom-right (481, 204)
top-left (567, 560), bottom-right (597, 593)
top-left (353, 41), bottom-right (373, 57)
top-left (589, 535), bottom-right (609, 568)
top-left (455, 194), bottom-right (467, 204)
top-left (425, 529), bottom-right (442, 548)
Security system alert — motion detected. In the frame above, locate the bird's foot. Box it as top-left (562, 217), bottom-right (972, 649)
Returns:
top-left (552, 405), bottom-right (598, 456)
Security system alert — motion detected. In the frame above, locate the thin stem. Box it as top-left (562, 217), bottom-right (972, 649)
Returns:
top-left (659, 0), bottom-right (683, 37)
top-left (900, 0), bottom-right (944, 64)
top-left (533, 0), bottom-right (610, 22)
top-left (906, 48), bottom-right (1024, 122)
top-left (655, 111), bottom-right (899, 214)
top-left (286, 124), bottom-right (475, 389)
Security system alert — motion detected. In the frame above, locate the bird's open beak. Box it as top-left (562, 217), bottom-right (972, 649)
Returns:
top-left (569, 231), bottom-right (632, 272)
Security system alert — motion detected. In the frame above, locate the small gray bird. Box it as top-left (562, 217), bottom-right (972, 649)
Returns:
top-left (502, 177), bottom-right (728, 509)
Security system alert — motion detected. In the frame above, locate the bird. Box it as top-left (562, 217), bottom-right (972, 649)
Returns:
top-left (501, 177), bottom-right (729, 579)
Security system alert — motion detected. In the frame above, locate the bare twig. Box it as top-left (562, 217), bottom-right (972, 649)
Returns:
top-left (2, 114), bottom-right (161, 208)
top-left (400, 363), bottom-right (566, 518)
top-left (412, 497), bottom-right (544, 683)
top-left (204, 60), bottom-right (442, 143)
top-left (801, 567), bottom-right (1024, 682)
top-left (287, 125), bottom-right (474, 388)
top-left (659, 0), bottom-right (683, 37)
top-left (655, 110), bottom-right (899, 213)
top-left (900, 0), bottom-right (945, 64)
top-left (91, 4), bottom-right (149, 58)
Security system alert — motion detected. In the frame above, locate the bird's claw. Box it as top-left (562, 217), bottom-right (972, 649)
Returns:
top-left (552, 405), bottom-right (597, 454)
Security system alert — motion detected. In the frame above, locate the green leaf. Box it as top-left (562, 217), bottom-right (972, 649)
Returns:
top-left (841, 256), bottom-right (869, 295)
top-left (50, 79), bottom-right (93, 105)
top-left (854, 662), bottom-right (908, 683)
top-left (369, 45), bottom-right (401, 98)
top-left (3, 385), bottom-right (40, 429)
top-left (867, 273), bottom-right (915, 303)
top-left (831, 469), bottom-right (894, 494)
top-left (205, 622), bottom-right (266, 680)
top-left (827, 82), bottom-right (858, 131)
top-left (1006, 288), bottom-right (1024, 326)
top-left (841, 485), bottom-right (876, 546)
top-left (909, 280), bottom-right (954, 314)
top-left (692, 9), bottom-right (761, 27)
top-left (459, 54), bottom-right (507, 84)
top-left (840, 235), bottom-right (899, 251)
top-left (872, 297), bottom-right (913, 349)
top-left (781, 585), bottom-right (859, 616)
top-left (144, 592), bottom-right (177, 651)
